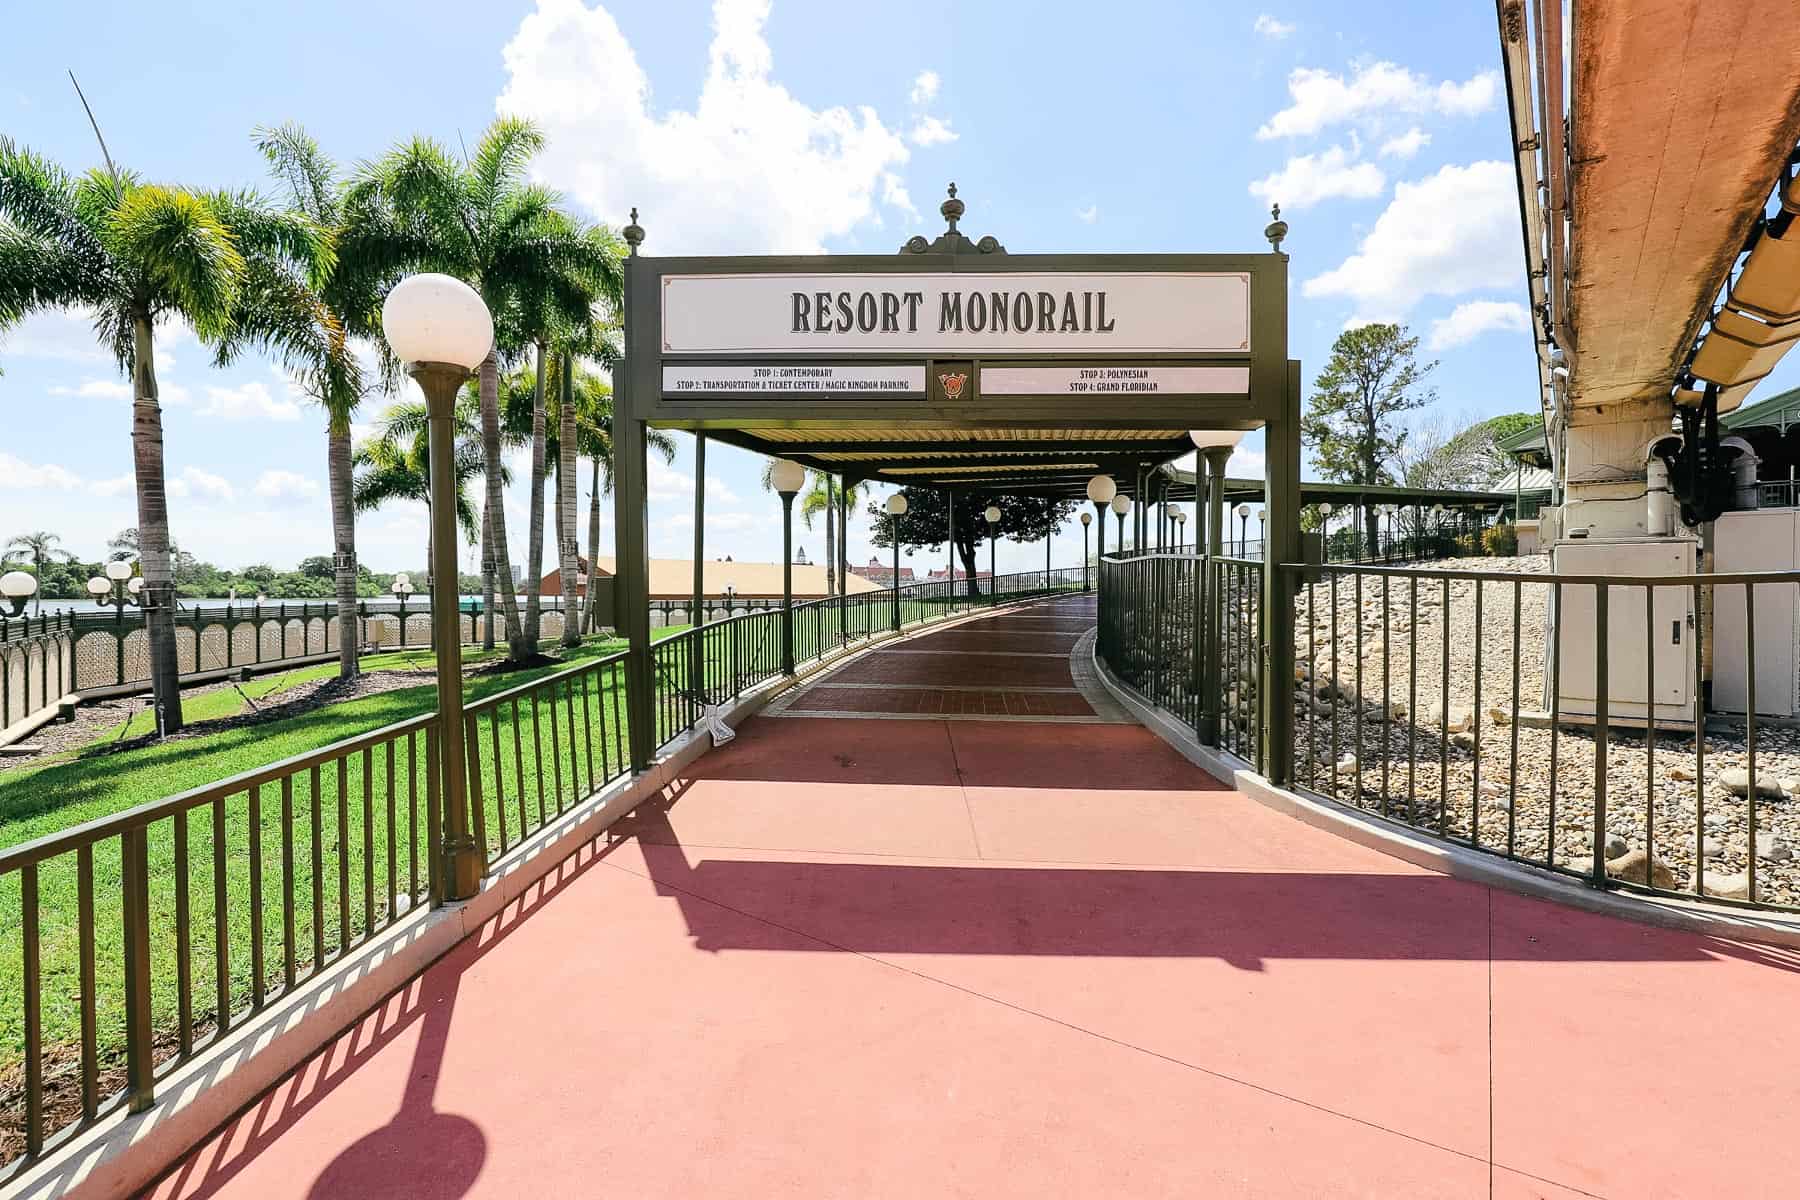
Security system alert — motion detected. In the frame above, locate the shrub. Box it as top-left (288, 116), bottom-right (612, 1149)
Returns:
top-left (1483, 523), bottom-right (1518, 556)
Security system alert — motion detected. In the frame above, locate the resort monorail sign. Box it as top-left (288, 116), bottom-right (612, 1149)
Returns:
top-left (660, 271), bottom-right (1252, 356)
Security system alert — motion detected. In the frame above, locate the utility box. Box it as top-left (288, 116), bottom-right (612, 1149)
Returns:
top-left (1548, 536), bottom-right (1697, 724)
top-left (1713, 509), bottom-right (1800, 717)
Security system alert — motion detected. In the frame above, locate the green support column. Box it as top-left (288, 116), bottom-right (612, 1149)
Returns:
top-left (781, 492), bottom-right (796, 673)
top-left (1200, 447), bottom-right (1230, 746)
top-left (690, 431), bottom-right (706, 700)
top-left (617, 213), bottom-right (655, 772)
top-left (1262, 359), bottom-right (1302, 786)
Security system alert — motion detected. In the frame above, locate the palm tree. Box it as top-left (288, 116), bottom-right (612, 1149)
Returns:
top-left (352, 396), bottom-right (485, 583)
top-left (244, 123), bottom-right (422, 678)
top-left (761, 466), bottom-right (864, 595)
top-left (2, 531), bottom-right (74, 612)
top-left (0, 137), bottom-right (331, 733)
top-left (798, 475), bottom-right (869, 597)
top-left (354, 118), bottom-right (619, 662)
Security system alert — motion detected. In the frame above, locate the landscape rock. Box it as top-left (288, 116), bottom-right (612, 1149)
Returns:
top-left (1605, 849), bottom-right (1679, 889)
top-left (1756, 832), bottom-right (1793, 862)
top-left (1699, 869), bottom-right (1752, 901)
top-left (1718, 767), bottom-right (1784, 798)
top-left (1487, 704), bottom-right (1512, 726)
top-left (1603, 833), bottom-right (1629, 860)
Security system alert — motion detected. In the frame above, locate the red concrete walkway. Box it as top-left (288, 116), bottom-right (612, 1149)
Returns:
top-left (146, 596), bottom-right (1800, 1199)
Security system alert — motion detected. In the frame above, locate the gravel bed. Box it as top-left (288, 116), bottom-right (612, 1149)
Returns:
top-left (1273, 555), bottom-right (1800, 907)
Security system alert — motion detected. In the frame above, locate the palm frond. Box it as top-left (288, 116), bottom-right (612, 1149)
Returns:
top-left (107, 185), bottom-right (244, 340)
top-left (252, 123), bottom-right (338, 225)
top-left (468, 117), bottom-right (546, 218)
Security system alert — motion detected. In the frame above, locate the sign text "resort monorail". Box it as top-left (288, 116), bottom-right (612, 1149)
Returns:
top-left (659, 271), bottom-right (1252, 356)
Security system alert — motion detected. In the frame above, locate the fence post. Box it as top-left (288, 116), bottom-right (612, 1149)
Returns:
top-left (121, 824), bottom-right (155, 1113)
top-left (1591, 581), bottom-right (1610, 887)
top-left (1261, 358), bottom-right (1302, 785)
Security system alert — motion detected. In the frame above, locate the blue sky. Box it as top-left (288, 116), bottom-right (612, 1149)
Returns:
top-left (0, 0), bottom-right (1667, 579)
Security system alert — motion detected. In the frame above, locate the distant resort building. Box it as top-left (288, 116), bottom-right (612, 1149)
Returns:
top-left (851, 557), bottom-right (915, 587)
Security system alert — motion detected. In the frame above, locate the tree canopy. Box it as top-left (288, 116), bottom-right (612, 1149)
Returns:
top-left (866, 487), bottom-right (1077, 595)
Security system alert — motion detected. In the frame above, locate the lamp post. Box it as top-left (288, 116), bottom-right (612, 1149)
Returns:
top-left (1079, 511), bottom-right (1092, 591)
top-left (1085, 474), bottom-right (1116, 564)
top-left (1235, 503), bottom-right (1251, 557)
top-left (1255, 508), bottom-right (1266, 560)
top-left (1112, 493), bottom-right (1132, 550)
top-left (390, 573), bottom-right (415, 645)
top-left (1174, 508), bottom-right (1188, 551)
top-left (984, 504), bottom-right (1000, 605)
top-left (885, 491), bottom-right (908, 630)
top-left (382, 272), bottom-right (494, 903)
top-left (0, 571), bottom-right (37, 619)
top-left (722, 580), bottom-right (736, 617)
top-left (771, 458), bottom-right (806, 673)
top-left (1317, 502), bottom-right (1333, 562)
top-left (87, 560), bottom-right (146, 613)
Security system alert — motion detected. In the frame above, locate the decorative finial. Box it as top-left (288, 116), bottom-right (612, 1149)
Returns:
top-left (1264, 203), bottom-right (1288, 252)
top-left (940, 182), bottom-right (964, 233)
top-left (622, 206), bottom-right (645, 255)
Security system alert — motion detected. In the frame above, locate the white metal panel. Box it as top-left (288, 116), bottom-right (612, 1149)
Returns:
top-left (1712, 510), bottom-right (1798, 717)
top-left (1550, 538), bottom-right (1695, 718)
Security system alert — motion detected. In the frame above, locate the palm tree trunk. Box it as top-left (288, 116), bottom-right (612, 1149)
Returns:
top-left (481, 500), bottom-right (495, 650)
top-left (477, 349), bottom-right (524, 658)
top-left (824, 475), bottom-right (836, 598)
top-left (584, 457), bottom-right (603, 633)
top-left (327, 417), bottom-right (359, 678)
top-left (131, 313), bottom-right (184, 734)
top-left (523, 339), bottom-right (549, 649)
top-left (838, 482), bottom-right (849, 598)
top-left (557, 350), bottom-right (581, 647)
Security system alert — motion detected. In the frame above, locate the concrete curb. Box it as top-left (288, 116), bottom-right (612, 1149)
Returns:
top-left (19, 596), bottom-right (1070, 1200)
top-left (1089, 642), bottom-right (1800, 951)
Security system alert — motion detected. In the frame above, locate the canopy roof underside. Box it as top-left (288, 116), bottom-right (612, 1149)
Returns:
top-left (1567, 0), bottom-right (1800, 413)
top-left (700, 425), bottom-right (1199, 498)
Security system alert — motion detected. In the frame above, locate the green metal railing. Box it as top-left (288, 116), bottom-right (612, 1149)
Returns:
top-left (1097, 553), bottom-right (1264, 769)
top-left (0, 565), bottom-right (1087, 1170)
top-left (1097, 551), bottom-right (1800, 916)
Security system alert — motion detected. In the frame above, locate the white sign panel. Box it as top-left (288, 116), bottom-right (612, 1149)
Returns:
top-left (663, 364), bottom-right (926, 395)
top-left (661, 272), bottom-right (1250, 356)
top-left (981, 365), bottom-right (1250, 396)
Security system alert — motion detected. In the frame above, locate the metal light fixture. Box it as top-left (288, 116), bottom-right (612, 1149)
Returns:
top-left (87, 564), bottom-right (145, 613)
top-left (0, 570), bottom-right (38, 618)
top-left (382, 271), bottom-right (495, 903)
top-left (885, 492), bottom-right (908, 629)
top-left (1187, 429), bottom-right (1247, 449)
top-left (770, 458), bottom-right (805, 672)
top-left (984, 504), bottom-right (1001, 603)
top-left (1085, 474), bottom-right (1117, 505)
top-left (1112, 493), bottom-right (1132, 550)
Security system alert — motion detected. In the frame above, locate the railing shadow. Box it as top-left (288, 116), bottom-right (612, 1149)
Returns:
top-left (146, 835), bottom-right (614, 1200)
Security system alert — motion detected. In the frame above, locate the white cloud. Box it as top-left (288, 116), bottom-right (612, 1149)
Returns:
top-left (0, 452), bottom-right (83, 490)
top-left (648, 456), bottom-right (740, 505)
top-left (1248, 144), bottom-right (1385, 209)
top-left (498, 0), bottom-right (919, 254)
top-left (0, 309), bottom-right (108, 365)
top-left (49, 378), bottom-right (131, 400)
top-left (908, 114), bottom-right (957, 147)
top-left (253, 469), bottom-right (323, 503)
top-left (1427, 299), bottom-right (1530, 350)
top-left (1302, 160), bottom-right (1521, 319)
top-left (1076, 204), bottom-right (1099, 224)
top-left (48, 377), bottom-right (193, 406)
top-left (167, 467), bottom-right (236, 504)
top-left (1256, 62), bottom-right (1499, 140)
top-left (196, 380), bottom-right (302, 422)
top-left (1253, 14), bottom-right (1295, 38)
top-left (1379, 127), bottom-right (1430, 159)
top-left (909, 69), bottom-right (940, 105)
top-left (92, 474), bottom-right (135, 498)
